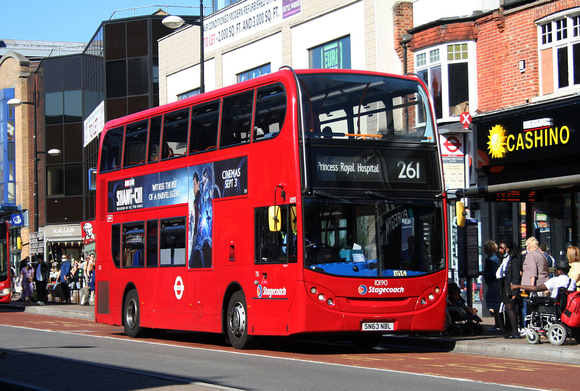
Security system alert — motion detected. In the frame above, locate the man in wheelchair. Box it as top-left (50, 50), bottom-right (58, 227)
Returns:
top-left (510, 260), bottom-right (577, 345)
top-left (511, 260), bottom-right (576, 300)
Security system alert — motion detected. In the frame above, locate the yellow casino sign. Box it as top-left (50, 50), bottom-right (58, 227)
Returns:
top-left (486, 120), bottom-right (571, 159)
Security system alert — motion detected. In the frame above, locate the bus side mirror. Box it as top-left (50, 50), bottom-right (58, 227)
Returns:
top-left (456, 201), bottom-right (466, 227)
top-left (88, 168), bottom-right (97, 191)
top-left (269, 206), bottom-right (281, 232)
top-left (290, 206), bottom-right (297, 233)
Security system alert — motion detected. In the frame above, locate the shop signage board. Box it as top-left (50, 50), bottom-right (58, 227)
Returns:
top-left (29, 231), bottom-right (44, 254)
top-left (474, 96), bottom-right (580, 185)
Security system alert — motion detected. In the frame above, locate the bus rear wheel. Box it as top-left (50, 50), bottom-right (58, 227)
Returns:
top-left (226, 291), bottom-right (254, 349)
top-left (124, 289), bottom-right (144, 338)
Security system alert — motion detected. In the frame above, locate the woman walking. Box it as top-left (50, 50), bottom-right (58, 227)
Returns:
top-left (19, 258), bottom-right (35, 305)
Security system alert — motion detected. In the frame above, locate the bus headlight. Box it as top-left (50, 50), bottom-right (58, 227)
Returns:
top-left (307, 284), bottom-right (336, 307)
top-left (415, 285), bottom-right (443, 310)
top-left (1, 288), bottom-right (10, 296)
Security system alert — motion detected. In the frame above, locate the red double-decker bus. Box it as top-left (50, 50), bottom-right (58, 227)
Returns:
top-left (0, 221), bottom-right (11, 303)
top-left (94, 68), bottom-right (448, 348)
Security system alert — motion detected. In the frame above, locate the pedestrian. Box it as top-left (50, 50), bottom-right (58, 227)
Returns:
top-left (520, 237), bottom-right (549, 325)
top-left (483, 240), bottom-right (502, 331)
top-left (55, 254), bottom-right (72, 303)
top-left (34, 255), bottom-right (50, 305)
top-left (539, 242), bottom-right (555, 269)
top-left (19, 257), bottom-right (35, 305)
top-left (566, 245), bottom-right (580, 291)
top-left (80, 258), bottom-right (95, 306)
top-left (498, 240), bottom-right (522, 339)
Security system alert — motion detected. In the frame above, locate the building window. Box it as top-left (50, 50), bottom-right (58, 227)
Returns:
top-left (415, 42), bottom-right (474, 120)
top-left (237, 64), bottom-right (271, 83)
top-left (309, 36), bottom-right (351, 69)
top-left (538, 10), bottom-right (580, 94)
top-left (178, 89), bottom-right (201, 100)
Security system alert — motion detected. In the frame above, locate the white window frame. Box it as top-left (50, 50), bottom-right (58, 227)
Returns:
top-left (537, 8), bottom-right (580, 95)
top-left (414, 41), bottom-right (477, 122)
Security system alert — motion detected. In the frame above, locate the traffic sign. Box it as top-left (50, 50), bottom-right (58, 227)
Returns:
top-left (460, 112), bottom-right (472, 129)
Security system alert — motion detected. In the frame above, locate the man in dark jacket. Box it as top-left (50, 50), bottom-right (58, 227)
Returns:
top-left (499, 240), bottom-right (522, 339)
top-left (34, 255), bottom-right (50, 305)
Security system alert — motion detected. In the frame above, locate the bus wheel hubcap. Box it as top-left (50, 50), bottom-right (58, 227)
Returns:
top-left (127, 299), bottom-right (137, 328)
top-left (229, 302), bottom-right (246, 338)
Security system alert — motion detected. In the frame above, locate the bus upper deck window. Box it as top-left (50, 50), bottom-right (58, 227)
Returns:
top-left (124, 120), bottom-right (148, 167)
top-left (162, 109), bottom-right (189, 159)
top-left (220, 90), bottom-right (254, 148)
top-left (100, 126), bottom-right (124, 172)
top-left (190, 101), bottom-right (219, 154)
top-left (254, 84), bottom-right (286, 141)
top-left (148, 116), bottom-right (162, 163)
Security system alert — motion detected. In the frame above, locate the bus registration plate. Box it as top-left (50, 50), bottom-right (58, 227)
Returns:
top-left (361, 322), bottom-right (394, 331)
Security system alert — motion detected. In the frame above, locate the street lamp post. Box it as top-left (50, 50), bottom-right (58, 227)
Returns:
top-left (162, 0), bottom-right (205, 93)
top-left (7, 97), bottom-right (61, 234)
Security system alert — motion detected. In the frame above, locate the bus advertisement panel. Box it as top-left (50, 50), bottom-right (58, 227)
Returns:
top-left (95, 68), bottom-right (448, 349)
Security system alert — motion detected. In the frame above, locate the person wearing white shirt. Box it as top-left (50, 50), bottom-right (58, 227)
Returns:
top-left (511, 260), bottom-right (576, 299)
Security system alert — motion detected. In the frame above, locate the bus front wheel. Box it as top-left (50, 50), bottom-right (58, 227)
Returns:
top-left (124, 289), bottom-right (143, 338)
top-left (226, 291), bottom-right (254, 349)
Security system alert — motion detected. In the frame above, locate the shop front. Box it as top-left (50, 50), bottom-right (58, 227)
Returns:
top-left (468, 95), bottom-right (580, 263)
top-left (42, 224), bottom-right (83, 277)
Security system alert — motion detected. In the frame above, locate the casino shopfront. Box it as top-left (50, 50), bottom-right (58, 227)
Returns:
top-left (465, 95), bottom-right (580, 263)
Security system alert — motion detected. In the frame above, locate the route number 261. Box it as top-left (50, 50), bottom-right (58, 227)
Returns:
top-left (397, 161), bottom-right (421, 180)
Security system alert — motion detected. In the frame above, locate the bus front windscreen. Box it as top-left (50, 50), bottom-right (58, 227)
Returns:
top-left (303, 198), bottom-right (445, 277)
top-left (298, 73), bottom-right (434, 142)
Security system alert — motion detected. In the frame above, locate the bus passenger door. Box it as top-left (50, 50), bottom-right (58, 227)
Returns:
top-left (251, 205), bottom-right (297, 335)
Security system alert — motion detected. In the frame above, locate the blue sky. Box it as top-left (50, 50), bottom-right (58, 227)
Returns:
top-left (2, 1), bottom-right (207, 43)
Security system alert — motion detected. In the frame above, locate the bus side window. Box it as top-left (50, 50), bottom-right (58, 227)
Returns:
top-left (190, 100), bottom-right (219, 154)
top-left (148, 116), bottom-right (162, 163)
top-left (100, 126), bottom-right (124, 172)
top-left (160, 218), bottom-right (186, 266)
top-left (255, 206), bottom-right (295, 263)
top-left (220, 90), bottom-right (254, 148)
top-left (124, 120), bottom-right (148, 167)
top-left (146, 220), bottom-right (158, 267)
top-left (254, 84), bottom-right (286, 141)
top-left (122, 222), bottom-right (145, 268)
top-left (111, 224), bottom-right (121, 268)
top-left (162, 109), bottom-right (189, 159)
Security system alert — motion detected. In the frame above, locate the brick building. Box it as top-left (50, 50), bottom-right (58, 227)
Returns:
top-left (398, 0), bottom-right (580, 275)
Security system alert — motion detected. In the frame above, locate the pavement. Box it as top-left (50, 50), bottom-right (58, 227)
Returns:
top-left (1, 299), bottom-right (579, 365)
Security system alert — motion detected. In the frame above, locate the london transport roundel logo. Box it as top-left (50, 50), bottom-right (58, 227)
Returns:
top-left (358, 285), bottom-right (368, 295)
top-left (174, 276), bottom-right (184, 300)
top-left (257, 285), bottom-right (263, 298)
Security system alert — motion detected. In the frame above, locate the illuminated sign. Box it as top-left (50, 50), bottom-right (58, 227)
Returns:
top-left (308, 146), bottom-right (441, 192)
top-left (485, 190), bottom-right (537, 202)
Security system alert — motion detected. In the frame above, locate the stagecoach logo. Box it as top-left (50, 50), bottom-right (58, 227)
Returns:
top-left (257, 284), bottom-right (287, 298)
top-left (359, 281), bottom-right (405, 295)
top-left (174, 276), bottom-right (184, 300)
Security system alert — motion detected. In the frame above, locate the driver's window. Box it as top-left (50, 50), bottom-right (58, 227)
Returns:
top-left (255, 206), bottom-right (295, 263)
